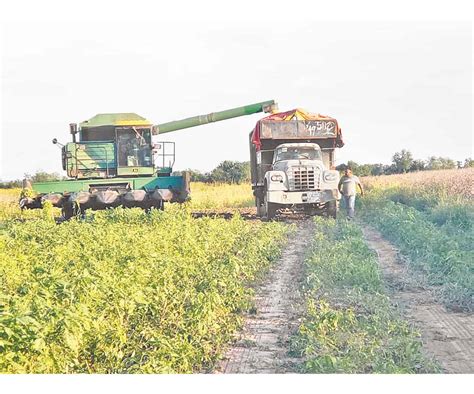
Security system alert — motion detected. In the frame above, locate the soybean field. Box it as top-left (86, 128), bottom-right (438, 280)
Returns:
top-left (0, 168), bottom-right (473, 373)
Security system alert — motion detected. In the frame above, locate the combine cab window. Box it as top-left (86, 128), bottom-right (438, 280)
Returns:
top-left (117, 128), bottom-right (152, 167)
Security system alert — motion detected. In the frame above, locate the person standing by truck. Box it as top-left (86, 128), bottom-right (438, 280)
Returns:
top-left (338, 167), bottom-right (364, 219)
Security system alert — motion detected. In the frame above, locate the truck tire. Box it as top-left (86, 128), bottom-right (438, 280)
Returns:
top-left (326, 200), bottom-right (337, 219)
top-left (304, 204), bottom-right (315, 216)
top-left (256, 196), bottom-right (265, 217)
top-left (263, 193), bottom-right (277, 220)
top-left (266, 202), bottom-right (277, 219)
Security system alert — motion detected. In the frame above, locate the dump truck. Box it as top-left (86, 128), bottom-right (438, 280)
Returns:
top-left (20, 100), bottom-right (277, 218)
top-left (249, 109), bottom-right (344, 219)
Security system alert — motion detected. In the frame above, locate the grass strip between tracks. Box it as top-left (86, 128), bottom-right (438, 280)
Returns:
top-left (291, 217), bottom-right (439, 373)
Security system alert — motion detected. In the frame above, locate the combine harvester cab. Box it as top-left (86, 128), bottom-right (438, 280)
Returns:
top-left (21, 101), bottom-right (277, 219)
top-left (249, 109), bottom-right (344, 219)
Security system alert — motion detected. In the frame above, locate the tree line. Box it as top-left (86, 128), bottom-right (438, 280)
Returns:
top-left (175, 161), bottom-right (251, 184)
top-left (336, 150), bottom-right (473, 177)
top-left (1, 151), bottom-right (472, 188)
top-left (0, 171), bottom-right (66, 189)
top-left (0, 162), bottom-right (252, 188)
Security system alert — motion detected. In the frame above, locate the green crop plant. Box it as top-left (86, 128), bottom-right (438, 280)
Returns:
top-left (358, 168), bottom-right (473, 311)
top-left (359, 193), bottom-right (473, 311)
top-left (0, 206), bottom-right (286, 373)
top-left (292, 218), bottom-right (438, 373)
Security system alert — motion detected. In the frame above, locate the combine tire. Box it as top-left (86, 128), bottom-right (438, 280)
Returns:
top-left (62, 201), bottom-right (82, 220)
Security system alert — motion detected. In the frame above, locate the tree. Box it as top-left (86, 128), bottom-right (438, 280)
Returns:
top-left (0, 179), bottom-right (22, 188)
top-left (356, 164), bottom-right (375, 177)
top-left (463, 158), bottom-right (474, 168)
top-left (370, 164), bottom-right (386, 176)
top-left (346, 160), bottom-right (359, 173)
top-left (336, 162), bottom-right (389, 176)
top-left (24, 171), bottom-right (64, 183)
top-left (210, 161), bottom-right (250, 184)
top-left (181, 169), bottom-right (212, 182)
top-left (392, 149), bottom-right (413, 173)
top-left (409, 159), bottom-right (426, 172)
top-left (426, 156), bottom-right (456, 170)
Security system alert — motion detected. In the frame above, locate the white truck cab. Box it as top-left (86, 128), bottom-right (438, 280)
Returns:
top-left (262, 143), bottom-right (339, 217)
top-left (249, 110), bottom-right (344, 219)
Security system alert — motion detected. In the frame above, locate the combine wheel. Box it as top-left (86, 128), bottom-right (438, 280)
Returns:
top-left (148, 200), bottom-right (164, 212)
top-left (62, 200), bottom-right (82, 220)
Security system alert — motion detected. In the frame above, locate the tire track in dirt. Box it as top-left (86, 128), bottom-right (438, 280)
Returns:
top-left (360, 224), bottom-right (474, 373)
top-left (216, 219), bottom-right (313, 373)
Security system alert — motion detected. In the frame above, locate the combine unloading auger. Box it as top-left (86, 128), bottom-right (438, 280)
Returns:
top-left (20, 100), bottom-right (278, 219)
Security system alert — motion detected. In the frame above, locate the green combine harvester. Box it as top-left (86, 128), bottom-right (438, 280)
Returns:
top-left (20, 100), bottom-right (277, 218)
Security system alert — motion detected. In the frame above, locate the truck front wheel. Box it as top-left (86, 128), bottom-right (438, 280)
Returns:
top-left (256, 196), bottom-right (265, 217)
top-left (264, 194), bottom-right (277, 220)
top-left (326, 200), bottom-right (337, 219)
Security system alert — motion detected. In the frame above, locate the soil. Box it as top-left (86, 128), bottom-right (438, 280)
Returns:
top-left (360, 224), bottom-right (474, 374)
top-left (216, 218), bottom-right (313, 373)
top-left (191, 207), bottom-right (309, 222)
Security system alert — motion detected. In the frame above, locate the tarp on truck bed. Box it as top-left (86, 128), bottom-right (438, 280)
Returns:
top-left (251, 109), bottom-right (344, 151)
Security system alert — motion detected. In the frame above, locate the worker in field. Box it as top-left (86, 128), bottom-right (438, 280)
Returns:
top-left (338, 167), bottom-right (364, 219)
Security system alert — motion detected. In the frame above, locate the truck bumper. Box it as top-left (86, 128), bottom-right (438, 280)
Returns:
top-left (267, 189), bottom-right (337, 205)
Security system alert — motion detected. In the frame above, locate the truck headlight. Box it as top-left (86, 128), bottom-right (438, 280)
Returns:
top-left (323, 172), bottom-right (338, 182)
top-left (271, 174), bottom-right (284, 182)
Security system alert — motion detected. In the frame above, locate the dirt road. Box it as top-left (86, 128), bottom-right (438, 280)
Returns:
top-left (361, 225), bottom-right (474, 373)
top-left (216, 219), bottom-right (313, 373)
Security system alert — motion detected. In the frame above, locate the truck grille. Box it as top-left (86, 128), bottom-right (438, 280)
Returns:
top-left (288, 166), bottom-right (320, 191)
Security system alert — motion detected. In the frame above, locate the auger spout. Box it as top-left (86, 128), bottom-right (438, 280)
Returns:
top-left (154, 100), bottom-right (277, 134)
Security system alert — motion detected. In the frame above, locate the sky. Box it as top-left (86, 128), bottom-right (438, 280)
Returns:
top-left (0, 2), bottom-right (472, 180)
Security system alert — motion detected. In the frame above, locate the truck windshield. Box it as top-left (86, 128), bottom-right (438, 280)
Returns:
top-left (274, 147), bottom-right (321, 162)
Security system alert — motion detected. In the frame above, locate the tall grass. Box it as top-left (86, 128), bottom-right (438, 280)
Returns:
top-left (188, 182), bottom-right (254, 209)
top-left (359, 169), bottom-right (473, 311)
top-left (0, 189), bottom-right (47, 222)
top-left (363, 168), bottom-right (474, 202)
